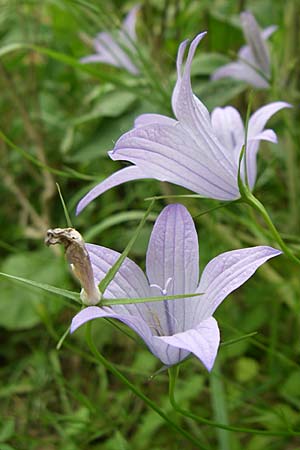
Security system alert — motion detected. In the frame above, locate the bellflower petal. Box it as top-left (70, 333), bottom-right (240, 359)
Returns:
top-left (76, 166), bottom-right (146, 215)
top-left (155, 317), bottom-right (220, 371)
top-left (212, 12), bottom-right (276, 88)
top-left (209, 102), bottom-right (291, 189)
top-left (194, 246), bottom-right (282, 322)
top-left (245, 102), bottom-right (291, 188)
top-left (248, 102), bottom-right (292, 138)
top-left (211, 106), bottom-right (245, 161)
top-left (77, 32), bottom-right (288, 211)
top-left (240, 12), bottom-right (270, 74)
top-left (70, 204), bottom-right (281, 371)
top-left (110, 121), bottom-right (238, 199)
top-left (134, 114), bottom-right (177, 128)
top-left (146, 204), bottom-right (199, 335)
top-left (71, 305), bottom-right (189, 366)
top-left (85, 243), bottom-right (155, 323)
top-left (80, 6), bottom-right (139, 75)
top-left (212, 62), bottom-right (269, 88)
top-left (122, 5), bottom-right (139, 41)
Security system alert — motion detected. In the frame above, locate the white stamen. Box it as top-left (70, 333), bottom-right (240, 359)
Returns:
top-left (150, 277), bottom-right (173, 296)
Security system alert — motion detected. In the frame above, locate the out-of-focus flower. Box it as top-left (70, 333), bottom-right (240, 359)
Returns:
top-left (71, 204), bottom-right (281, 371)
top-left (212, 12), bottom-right (277, 88)
top-left (76, 32), bottom-right (290, 214)
top-left (80, 5), bottom-right (140, 75)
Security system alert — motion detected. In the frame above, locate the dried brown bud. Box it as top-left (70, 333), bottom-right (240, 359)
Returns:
top-left (45, 228), bottom-right (101, 305)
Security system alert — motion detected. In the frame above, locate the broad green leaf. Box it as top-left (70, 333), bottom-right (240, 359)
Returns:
top-left (85, 210), bottom-right (157, 241)
top-left (191, 53), bottom-right (231, 76)
top-left (0, 249), bottom-right (73, 330)
top-left (71, 90), bottom-right (137, 126)
top-left (195, 78), bottom-right (247, 110)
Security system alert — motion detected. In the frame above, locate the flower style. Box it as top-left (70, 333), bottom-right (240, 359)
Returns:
top-left (76, 32), bottom-right (290, 214)
top-left (71, 204), bottom-right (281, 371)
top-left (80, 5), bottom-right (139, 75)
top-left (212, 12), bottom-right (277, 88)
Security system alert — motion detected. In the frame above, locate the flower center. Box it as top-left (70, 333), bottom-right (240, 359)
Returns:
top-left (150, 277), bottom-right (173, 296)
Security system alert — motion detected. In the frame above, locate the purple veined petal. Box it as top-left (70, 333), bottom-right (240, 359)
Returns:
top-left (111, 121), bottom-right (240, 200)
top-left (249, 129), bottom-right (277, 143)
top-left (212, 61), bottom-right (269, 88)
top-left (172, 33), bottom-right (239, 177)
top-left (171, 39), bottom-right (189, 113)
top-left (71, 306), bottom-right (189, 366)
top-left (145, 204), bottom-right (199, 336)
top-left (94, 32), bottom-right (119, 61)
top-left (194, 246), bottom-right (282, 323)
top-left (76, 166), bottom-right (147, 214)
top-left (155, 317), bottom-right (220, 371)
top-left (211, 106), bottom-right (245, 162)
top-left (248, 102), bottom-right (292, 139)
top-left (85, 243), bottom-right (156, 326)
top-left (172, 32), bottom-right (210, 124)
top-left (238, 43), bottom-right (256, 66)
top-left (240, 11), bottom-right (270, 75)
top-left (80, 54), bottom-right (116, 65)
top-left (95, 31), bottom-right (139, 75)
top-left (245, 129), bottom-right (277, 189)
top-left (86, 244), bottom-right (150, 298)
top-left (122, 5), bottom-right (140, 41)
top-left (262, 25), bottom-right (277, 40)
top-left (134, 114), bottom-right (177, 128)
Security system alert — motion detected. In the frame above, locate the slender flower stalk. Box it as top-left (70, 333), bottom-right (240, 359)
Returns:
top-left (85, 322), bottom-right (207, 449)
top-left (212, 12), bottom-right (277, 88)
top-left (71, 204), bottom-right (281, 371)
top-left (76, 32), bottom-right (289, 214)
top-left (80, 5), bottom-right (140, 75)
top-left (168, 366), bottom-right (300, 437)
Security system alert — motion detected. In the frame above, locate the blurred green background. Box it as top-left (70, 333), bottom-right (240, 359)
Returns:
top-left (0, 0), bottom-right (300, 448)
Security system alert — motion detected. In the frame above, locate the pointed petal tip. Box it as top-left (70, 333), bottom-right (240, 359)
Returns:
top-left (70, 306), bottom-right (102, 333)
top-left (76, 201), bottom-right (84, 216)
top-left (191, 31), bottom-right (207, 47)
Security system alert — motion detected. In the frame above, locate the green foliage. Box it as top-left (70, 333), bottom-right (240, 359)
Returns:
top-left (0, 249), bottom-right (69, 329)
top-left (1, 0), bottom-right (300, 449)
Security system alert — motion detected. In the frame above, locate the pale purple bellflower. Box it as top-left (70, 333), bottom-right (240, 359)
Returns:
top-left (71, 204), bottom-right (281, 371)
top-left (212, 12), bottom-right (277, 88)
top-left (76, 32), bottom-right (290, 214)
top-left (80, 5), bottom-right (139, 75)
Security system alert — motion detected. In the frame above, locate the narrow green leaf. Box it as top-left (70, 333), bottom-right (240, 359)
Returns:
top-left (56, 183), bottom-right (73, 228)
top-left (0, 272), bottom-right (202, 308)
top-left (0, 130), bottom-right (73, 179)
top-left (101, 292), bottom-right (203, 306)
top-left (0, 272), bottom-right (81, 304)
top-left (98, 200), bottom-right (155, 294)
top-left (85, 210), bottom-right (157, 241)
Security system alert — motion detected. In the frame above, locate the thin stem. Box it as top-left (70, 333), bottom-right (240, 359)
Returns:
top-left (168, 366), bottom-right (300, 437)
top-left (85, 323), bottom-right (207, 449)
top-left (242, 190), bottom-right (300, 265)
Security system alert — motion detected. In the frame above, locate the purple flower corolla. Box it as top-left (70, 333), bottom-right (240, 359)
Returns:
top-left (80, 6), bottom-right (139, 75)
top-left (71, 204), bottom-right (281, 371)
top-left (76, 32), bottom-right (290, 214)
top-left (212, 12), bottom-right (277, 88)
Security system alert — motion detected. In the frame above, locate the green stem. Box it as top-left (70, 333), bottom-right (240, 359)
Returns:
top-left (168, 366), bottom-right (300, 437)
top-left (242, 190), bottom-right (300, 266)
top-left (85, 323), bottom-right (207, 450)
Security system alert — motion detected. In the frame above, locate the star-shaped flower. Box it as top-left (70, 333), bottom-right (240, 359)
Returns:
top-left (212, 11), bottom-right (277, 88)
top-left (77, 32), bottom-right (289, 214)
top-left (80, 5), bottom-right (139, 75)
top-left (71, 204), bottom-right (281, 371)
